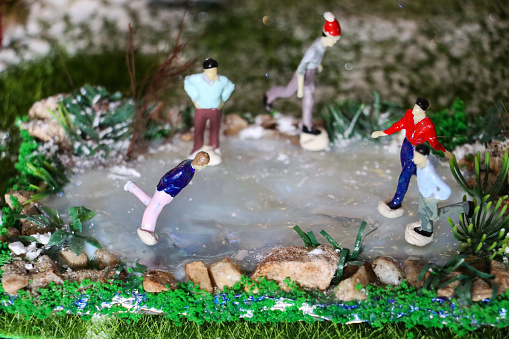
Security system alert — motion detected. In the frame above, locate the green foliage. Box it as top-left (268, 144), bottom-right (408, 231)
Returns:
top-left (321, 92), bottom-right (403, 142)
top-left (450, 150), bottom-right (509, 201)
top-left (449, 195), bottom-right (509, 260)
top-left (475, 101), bottom-right (509, 145)
top-left (417, 254), bottom-right (496, 305)
top-left (15, 205), bottom-right (100, 256)
top-left (428, 98), bottom-right (470, 151)
top-left (12, 129), bottom-right (69, 201)
top-left (293, 221), bottom-right (373, 283)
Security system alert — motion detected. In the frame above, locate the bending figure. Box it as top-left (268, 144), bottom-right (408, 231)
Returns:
top-left (124, 151), bottom-right (210, 245)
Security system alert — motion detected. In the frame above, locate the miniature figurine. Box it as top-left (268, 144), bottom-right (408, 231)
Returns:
top-left (184, 58), bottom-right (235, 166)
top-left (264, 12), bottom-right (341, 137)
top-left (371, 97), bottom-right (453, 218)
top-left (124, 151), bottom-right (210, 245)
top-left (405, 144), bottom-right (471, 246)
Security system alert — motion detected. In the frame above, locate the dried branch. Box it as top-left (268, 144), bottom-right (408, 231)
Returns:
top-left (125, 15), bottom-right (195, 160)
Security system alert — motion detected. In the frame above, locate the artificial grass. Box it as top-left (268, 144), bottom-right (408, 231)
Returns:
top-left (1, 313), bottom-right (509, 339)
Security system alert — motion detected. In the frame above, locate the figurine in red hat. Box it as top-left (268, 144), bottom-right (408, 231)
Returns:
top-left (264, 12), bottom-right (341, 136)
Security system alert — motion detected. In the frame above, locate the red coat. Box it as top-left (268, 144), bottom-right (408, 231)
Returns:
top-left (383, 109), bottom-right (446, 153)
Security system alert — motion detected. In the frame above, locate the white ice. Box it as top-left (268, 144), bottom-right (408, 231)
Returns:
top-left (43, 136), bottom-right (465, 279)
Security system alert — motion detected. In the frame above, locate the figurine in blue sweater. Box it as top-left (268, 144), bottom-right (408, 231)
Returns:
top-left (124, 152), bottom-right (210, 245)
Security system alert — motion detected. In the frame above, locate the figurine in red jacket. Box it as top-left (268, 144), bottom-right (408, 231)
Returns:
top-left (371, 97), bottom-right (453, 217)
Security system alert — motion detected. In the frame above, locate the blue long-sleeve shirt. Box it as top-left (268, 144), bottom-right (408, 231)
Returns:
top-left (157, 160), bottom-right (195, 197)
top-left (184, 73), bottom-right (235, 109)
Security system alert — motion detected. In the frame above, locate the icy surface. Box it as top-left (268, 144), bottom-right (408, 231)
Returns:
top-left (43, 137), bottom-right (465, 280)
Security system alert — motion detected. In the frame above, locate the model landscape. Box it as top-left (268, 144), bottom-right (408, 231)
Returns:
top-left (1, 0), bottom-right (509, 338)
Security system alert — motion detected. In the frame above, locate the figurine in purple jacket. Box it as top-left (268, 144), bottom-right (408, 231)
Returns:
top-left (124, 152), bottom-right (210, 245)
top-left (264, 12), bottom-right (341, 135)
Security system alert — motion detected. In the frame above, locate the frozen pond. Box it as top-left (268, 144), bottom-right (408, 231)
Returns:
top-left (44, 136), bottom-right (465, 279)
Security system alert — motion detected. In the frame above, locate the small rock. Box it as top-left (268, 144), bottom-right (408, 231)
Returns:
top-left (343, 262), bottom-right (376, 282)
top-left (491, 260), bottom-right (509, 295)
top-left (1, 261), bottom-right (29, 295)
top-left (60, 249), bottom-right (88, 269)
top-left (471, 278), bottom-right (493, 302)
top-left (34, 255), bottom-right (59, 274)
top-left (209, 258), bottom-right (243, 290)
top-left (402, 259), bottom-right (428, 288)
top-left (143, 270), bottom-right (178, 293)
top-left (180, 132), bottom-right (194, 142)
top-left (21, 219), bottom-right (52, 236)
top-left (62, 266), bottom-right (122, 284)
top-left (224, 114), bottom-right (248, 135)
top-left (4, 190), bottom-right (32, 210)
top-left (29, 256), bottom-right (63, 292)
top-left (251, 245), bottom-right (339, 291)
top-left (255, 114), bottom-right (276, 129)
top-left (437, 272), bottom-right (461, 298)
top-left (7, 228), bottom-right (20, 238)
top-left (29, 271), bottom-right (64, 292)
top-left (24, 119), bottom-right (68, 143)
top-left (334, 266), bottom-right (374, 301)
top-left (93, 249), bottom-right (118, 269)
top-left (28, 95), bottom-right (64, 120)
top-left (185, 261), bottom-right (213, 293)
top-left (372, 257), bottom-right (404, 286)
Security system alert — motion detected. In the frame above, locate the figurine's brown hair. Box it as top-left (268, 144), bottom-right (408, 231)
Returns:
top-left (192, 151), bottom-right (210, 166)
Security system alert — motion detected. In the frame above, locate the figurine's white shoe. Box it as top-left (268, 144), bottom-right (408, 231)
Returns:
top-left (405, 221), bottom-right (434, 247)
top-left (137, 228), bottom-right (159, 245)
top-left (377, 200), bottom-right (404, 218)
top-left (124, 180), bottom-right (134, 192)
top-left (299, 127), bottom-right (329, 151)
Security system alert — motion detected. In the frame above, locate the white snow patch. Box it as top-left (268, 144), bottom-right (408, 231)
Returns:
top-left (275, 114), bottom-right (298, 135)
top-left (108, 166), bottom-right (141, 181)
top-left (308, 248), bottom-right (325, 256)
top-left (32, 232), bottom-right (52, 245)
top-left (239, 125), bottom-right (265, 140)
top-left (8, 242), bottom-right (28, 255)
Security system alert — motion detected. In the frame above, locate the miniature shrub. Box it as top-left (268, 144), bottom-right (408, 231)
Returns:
top-left (321, 92), bottom-right (402, 142)
top-left (10, 128), bottom-right (68, 201)
top-left (449, 195), bottom-right (509, 260)
top-left (15, 205), bottom-right (101, 256)
top-left (417, 254), bottom-right (496, 305)
top-left (450, 149), bottom-right (509, 201)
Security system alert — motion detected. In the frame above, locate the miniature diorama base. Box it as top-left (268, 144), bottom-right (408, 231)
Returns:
top-left (377, 200), bottom-right (405, 218)
top-left (299, 127), bottom-right (329, 151)
top-left (405, 220), bottom-right (434, 247)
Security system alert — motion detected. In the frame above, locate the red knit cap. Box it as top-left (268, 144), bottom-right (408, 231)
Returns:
top-left (323, 12), bottom-right (341, 37)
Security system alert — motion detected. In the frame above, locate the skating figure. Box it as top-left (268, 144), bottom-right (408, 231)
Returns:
top-left (372, 97), bottom-right (453, 218)
top-left (124, 152), bottom-right (210, 245)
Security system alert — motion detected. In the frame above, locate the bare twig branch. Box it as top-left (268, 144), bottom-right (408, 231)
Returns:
top-left (125, 15), bottom-right (195, 160)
